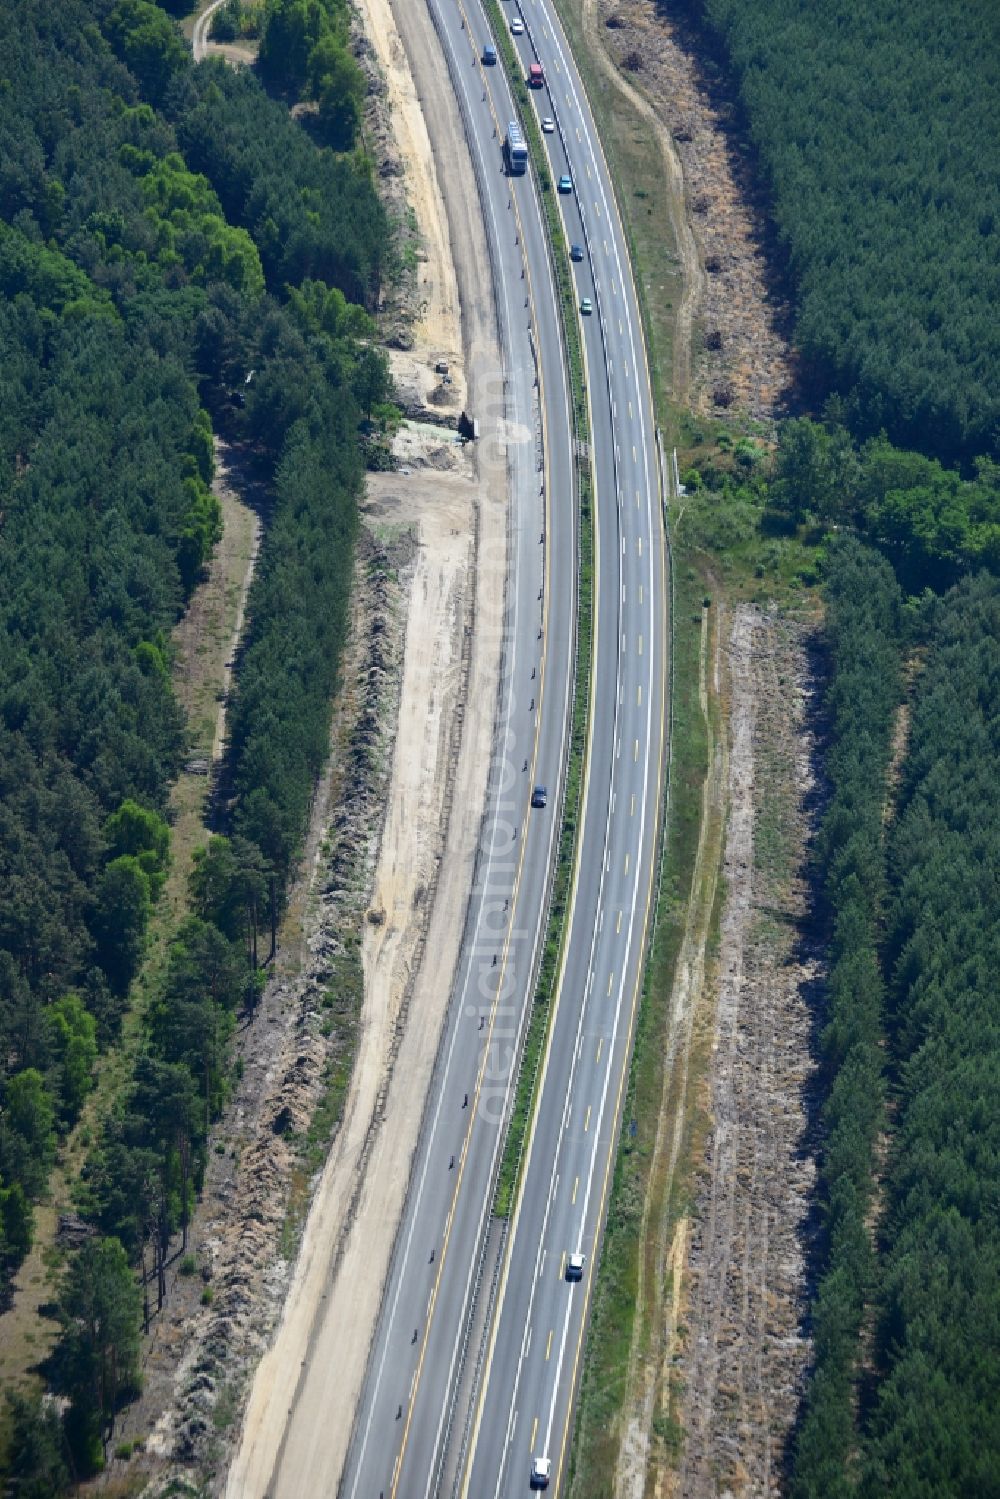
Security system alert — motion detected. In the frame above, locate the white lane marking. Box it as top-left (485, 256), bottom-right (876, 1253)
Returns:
top-left (352, 9), bottom-right (578, 1493)
top-left (512, 43), bottom-right (665, 1473)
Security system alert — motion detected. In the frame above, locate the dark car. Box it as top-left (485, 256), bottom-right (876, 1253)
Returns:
top-left (531, 785), bottom-right (548, 809)
top-left (557, 173), bottom-right (573, 194)
top-left (482, 43), bottom-right (497, 64)
top-left (570, 243), bottom-right (584, 262)
top-left (566, 1251), bottom-right (585, 1281)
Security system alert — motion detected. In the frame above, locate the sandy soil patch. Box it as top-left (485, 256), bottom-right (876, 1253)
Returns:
top-left (675, 608), bottom-right (820, 1498)
top-left (609, 606), bottom-right (821, 1499)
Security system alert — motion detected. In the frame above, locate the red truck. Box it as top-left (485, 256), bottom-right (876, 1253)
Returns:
top-left (528, 61), bottom-right (544, 88)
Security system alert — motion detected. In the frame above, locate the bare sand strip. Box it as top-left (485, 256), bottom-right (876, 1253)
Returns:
top-left (225, 0), bottom-right (507, 1491)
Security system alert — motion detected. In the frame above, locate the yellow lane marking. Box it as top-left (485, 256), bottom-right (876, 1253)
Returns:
top-left (531, 1415), bottom-right (538, 1450)
top-left (584, 1104), bottom-right (592, 1131)
top-left (596, 1037), bottom-right (604, 1062)
top-left (607, 971), bottom-right (614, 995)
top-left (624, 852), bottom-right (630, 874)
top-left (558, 1252), bottom-right (565, 1280)
top-left (615, 911), bottom-right (622, 934)
top-left (633, 738), bottom-right (639, 761)
top-left (546, 1329), bottom-right (554, 1360)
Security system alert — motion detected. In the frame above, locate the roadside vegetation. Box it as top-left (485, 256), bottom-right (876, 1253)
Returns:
top-left (256, 0), bottom-right (365, 151)
top-left (0, 0), bottom-right (392, 1485)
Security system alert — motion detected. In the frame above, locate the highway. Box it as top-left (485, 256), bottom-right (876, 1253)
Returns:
top-left (342, 0), bottom-right (668, 1495)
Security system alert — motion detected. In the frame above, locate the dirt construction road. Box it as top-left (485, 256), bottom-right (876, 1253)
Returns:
top-left (225, 0), bottom-right (508, 1492)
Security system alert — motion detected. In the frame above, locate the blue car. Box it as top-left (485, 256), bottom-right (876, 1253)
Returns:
top-left (557, 174), bottom-right (573, 194)
top-left (482, 44), bottom-right (497, 64)
top-left (570, 243), bottom-right (584, 262)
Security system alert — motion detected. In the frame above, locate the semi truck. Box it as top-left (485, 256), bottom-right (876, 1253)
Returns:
top-left (504, 120), bottom-right (528, 175)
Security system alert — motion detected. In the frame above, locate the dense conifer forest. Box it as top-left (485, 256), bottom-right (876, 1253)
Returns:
top-left (684, 0), bottom-right (1000, 466)
top-left (791, 568), bottom-right (1000, 1495)
top-left (863, 577), bottom-right (1000, 1495)
top-left (789, 541), bottom-right (902, 1496)
top-left (0, 0), bottom-right (392, 1479)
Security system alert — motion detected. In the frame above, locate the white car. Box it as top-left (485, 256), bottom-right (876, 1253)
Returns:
top-left (530, 1456), bottom-right (551, 1489)
top-left (542, 116), bottom-right (555, 133)
top-left (511, 16), bottom-right (525, 34)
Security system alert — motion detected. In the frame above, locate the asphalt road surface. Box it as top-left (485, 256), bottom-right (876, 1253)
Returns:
top-left (342, 0), bottom-right (667, 1494)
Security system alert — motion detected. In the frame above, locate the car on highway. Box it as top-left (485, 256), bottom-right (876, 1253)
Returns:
top-left (531, 785), bottom-right (548, 809)
top-left (511, 15), bottom-right (524, 34)
top-left (530, 1457), bottom-right (552, 1489)
top-left (566, 1251), bottom-right (585, 1281)
top-left (580, 296), bottom-right (593, 316)
top-left (482, 43), bottom-right (497, 64)
top-left (570, 243), bottom-right (584, 261)
top-left (557, 173), bottom-right (573, 193)
top-left (542, 115), bottom-right (555, 133)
